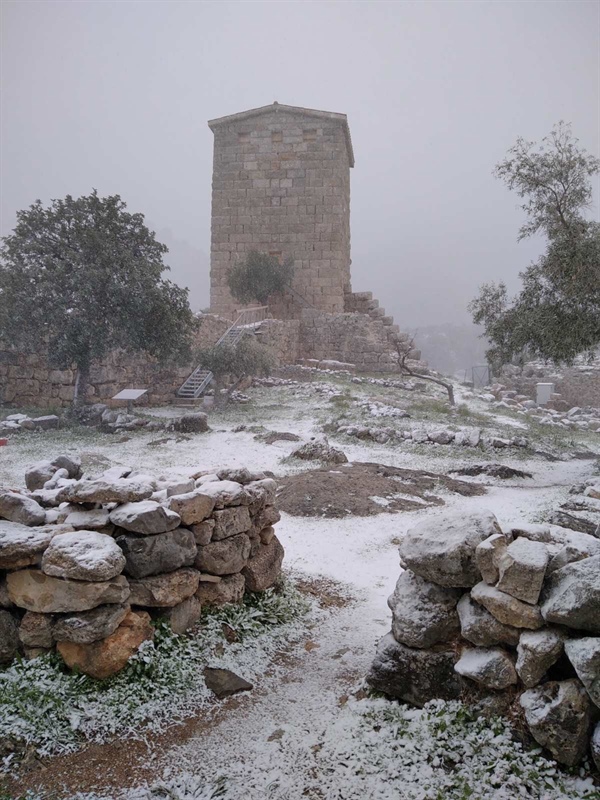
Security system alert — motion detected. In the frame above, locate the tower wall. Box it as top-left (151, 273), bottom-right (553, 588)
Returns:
top-left (209, 106), bottom-right (352, 320)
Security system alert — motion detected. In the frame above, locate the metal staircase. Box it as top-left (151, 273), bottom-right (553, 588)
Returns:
top-left (177, 306), bottom-right (270, 400)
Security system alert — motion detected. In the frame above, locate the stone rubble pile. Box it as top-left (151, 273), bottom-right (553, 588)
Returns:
top-left (0, 458), bottom-right (283, 678)
top-left (477, 385), bottom-right (600, 433)
top-left (0, 413), bottom-right (60, 434)
top-left (368, 505), bottom-right (600, 768)
top-left (335, 421), bottom-right (528, 450)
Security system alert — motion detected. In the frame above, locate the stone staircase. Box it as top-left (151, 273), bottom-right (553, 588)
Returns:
top-left (344, 291), bottom-right (421, 360)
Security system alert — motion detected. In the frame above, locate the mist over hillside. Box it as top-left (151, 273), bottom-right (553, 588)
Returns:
top-left (413, 323), bottom-right (489, 379)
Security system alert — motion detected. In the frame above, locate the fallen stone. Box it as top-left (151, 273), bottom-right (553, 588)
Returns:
top-left (388, 570), bottom-right (461, 649)
top-left (196, 573), bottom-right (245, 606)
top-left (241, 536), bottom-right (284, 592)
top-left (64, 508), bottom-right (112, 532)
top-left (162, 596), bottom-right (202, 634)
top-left (212, 506), bottom-right (252, 540)
top-left (366, 632), bottom-right (462, 707)
top-left (457, 593), bottom-right (520, 647)
top-left (564, 637), bottom-right (600, 708)
top-left (471, 582), bottom-right (544, 629)
top-left (541, 555), bottom-right (600, 632)
top-left (0, 521), bottom-right (55, 569)
top-left (116, 528), bottom-right (197, 579)
top-left (53, 603), bottom-right (130, 644)
top-left (41, 531), bottom-right (126, 581)
top-left (109, 500), bottom-right (181, 535)
top-left (454, 647), bottom-right (517, 690)
top-left (195, 533), bottom-right (251, 576)
top-left (516, 629), bottom-right (564, 688)
top-left (18, 611), bottom-right (54, 648)
top-left (57, 610), bottom-right (154, 679)
top-left (520, 679), bottom-right (592, 766)
top-left (166, 490), bottom-right (216, 526)
top-left (475, 533), bottom-right (508, 585)
top-left (399, 510), bottom-right (502, 587)
top-left (0, 610), bottom-right (19, 663)
top-left (57, 479), bottom-right (154, 505)
top-left (128, 568), bottom-right (200, 607)
top-left (0, 491), bottom-right (46, 527)
top-left (7, 570), bottom-right (130, 613)
top-left (203, 667), bottom-right (253, 698)
top-left (496, 537), bottom-right (549, 604)
top-left (31, 415), bottom-right (60, 430)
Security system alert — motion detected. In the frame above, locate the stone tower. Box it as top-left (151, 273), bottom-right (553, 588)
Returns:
top-left (208, 102), bottom-right (354, 320)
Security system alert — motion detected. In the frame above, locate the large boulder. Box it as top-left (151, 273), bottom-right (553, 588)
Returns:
top-left (195, 573), bottom-right (245, 606)
top-left (57, 478), bottom-right (154, 505)
top-left (195, 533), bottom-right (251, 576)
top-left (541, 555), bottom-right (600, 632)
top-left (564, 638), bottom-right (600, 708)
top-left (241, 536), bottom-right (284, 592)
top-left (0, 521), bottom-right (56, 569)
top-left (0, 610), bottom-right (20, 663)
top-left (366, 632), bottom-right (462, 707)
top-left (166, 490), bottom-right (215, 526)
top-left (109, 501), bottom-right (181, 535)
top-left (116, 528), bottom-right (197, 579)
top-left (128, 568), bottom-right (200, 607)
top-left (520, 679), bottom-right (592, 766)
top-left (7, 570), bottom-right (130, 613)
top-left (57, 610), bottom-right (154, 679)
top-left (387, 570), bottom-right (461, 649)
top-left (41, 531), bottom-right (126, 581)
top-left (0, 491), bottom-right (46, 527)
top-left (457, 593), bottom-right (520, 647)
top-left (496, 538), bottom-right (549, 604)
top-left (471, 582), bottom-right (544, 629)
top-left (53, 603), bottom-right (130, 644)
top-left (516, 629), bottom-right (564, 688)
top-left (454, 647), bottom-right (517, 690)
top-left (398, 510), bottom-right (502, 587)
top-left (212, 506), bottom-right (252, 540)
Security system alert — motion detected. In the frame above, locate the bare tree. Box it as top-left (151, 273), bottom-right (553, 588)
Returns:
top-left (393, 336), bottom-right (455, 406)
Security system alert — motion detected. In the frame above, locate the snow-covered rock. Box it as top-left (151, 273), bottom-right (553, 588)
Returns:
top-left (53, 603), bottom-right (130, 644)
top-left (564, 637), bottom-right (600, 708)
top-left (115, 528), bottom-right (197, 579)
top-left (387, 570), bottom-right (461, 649)
top-left (457, 593), bottom-right (519, 647)
top-left (516, 629), bottom-right (564, 688)
top-left (0, 491), bottom-right (46, 527)
top-left (127, 567), bottom-right (200, 607)
top-left (541, 555), bottom-right (600, 632)
top-left (7, 569), bottom-right (130, 613)
top-left (166, 489), bottom-right (216, 526)
top-left (41, 531), bottom-right (126, 581)
top-left (496, 537), bottom-right (549, 604)
top-left (109, 500), bottom-right (181, 535)
top-left (471, 582), bottom-right (544, 629)
top-left (475, 533), bottom-right (508, 585)
top-left (454, 647), bottom-right (517, 690)
top-left (57, 478), bottom-right (154, 505)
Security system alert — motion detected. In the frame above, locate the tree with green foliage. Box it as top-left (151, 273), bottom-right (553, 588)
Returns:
top-left (469, 122), bottom-right (600, 369)
top-left (227, 250), bottom-right (294, 307)
top-left (0, 191), bottom-right (195, 407)
top-left (196, 336), bottom-right (273, 405)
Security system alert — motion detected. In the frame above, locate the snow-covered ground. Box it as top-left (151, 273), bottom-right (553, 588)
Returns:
top-left (2, 374), bottom-right (599, 799)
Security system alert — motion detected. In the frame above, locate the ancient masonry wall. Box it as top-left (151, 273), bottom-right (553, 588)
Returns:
top-left (209, 104), bottom-right (353, 320)
top-left (500, 363), bottom-right (600, 408)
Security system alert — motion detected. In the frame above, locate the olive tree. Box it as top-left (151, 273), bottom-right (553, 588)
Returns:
top-left (227, 250), bottom-right (294, 306)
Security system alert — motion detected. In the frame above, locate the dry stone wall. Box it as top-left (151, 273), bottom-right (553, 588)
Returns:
top-left (0, 458), bottom-right (284, 677)
top-left (368, 503), bottom-right (600, 768)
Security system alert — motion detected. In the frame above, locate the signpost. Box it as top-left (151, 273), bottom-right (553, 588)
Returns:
top-left (111, 388), bottom-right (148, 414)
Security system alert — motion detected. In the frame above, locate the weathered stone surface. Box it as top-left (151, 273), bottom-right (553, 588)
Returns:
top-left (0, 491), bottom-right (46, 527)
top-left (259, 526), bottom-right (275, 545)
top-left (196, 533), bottom-right (251, 576)
top-left (475, 533), bottom-right (508, 585)
top-left (253, 505), bottom-right (281, 533)
top-left (516, 629), bottom-right (564, 688)
top-left (455, 428), bottom-right (481, 447)
top-left (42, 531), bottom-right (126, 581)
top-left (0, 610), bottom-right (20, 662)
top-left (57, 610), bottom-right (154, 679)
top-left (388, 570), bottom-right (461, 649)
top-left (454, 647), bottom-right (517, 690)
top-left (165, 478), bottom-right (195, 497)
top-left (116, 528), bottom-right (196, 579)
top-left (196, 480), bottom-right (250, 509)
top-left (541, 555), bottom-right (600, 632)
top-left (428, 429), bottom-right (455, 445)
top-left (520, 680), bottom-right (592, 766)
top-left (196, 573), bottom-right (245, 606)
top-left (19, 611), bottom-right (53, 648)
top-left (212, 506), bottom-right (252, 540)
top-left (162, 596), bottom-right (202, 634)
top-left (471, 581), bottom-right (544, 629)
top-left (64, 508), bottom-right (112, 532)
top-left (592, 722), bottom-right (600, 772)
top-left (128, 568), bottom-right (200, 607)
top-left (190, 519), bottom-right (214, 545)
top-left (32, 415), bottom-right (60, 430)
top-left (0, 575), bottom-right (11, 607)
top-left (457, 593), bottom-right (520, 647)
top-left (496, 537), bottom-right (549, 604)
top-left (7, 570), bottom-right (130, 612)
top-left (217, 467), bottom-right (264, 485)
top-left (57, 479), bottom-right (154, 505)
top-left (25, 461), bottom-right (58, 491)
top-left (291, 441), bottom-right (348, 464)
top-left (170, 413), bottom-right (209, 433)
top-left (0, 521), bottom-right (54, 569)
top-left (366, 632), bottom-right (462, 707)
top-left (166, 490), bottom-right (215, 526)
top-left (109, 501), bottom-right (181, 535)
top-left (564, 637), bottom-right (600, 708)
top-left (399, 510), bottom-right (502, 587)
top-left (242, 536), bottom-right (284, 592)
top-left (203, 667), bottom-right (253, 698)
top-left (51, 454), bottom-right (83, 479)
top-left (53, 603), bottom-right (130, 644)
top-left (246, 479), bottom-right (277, 510)
top-left (547, 544), bottom-right (590, 574)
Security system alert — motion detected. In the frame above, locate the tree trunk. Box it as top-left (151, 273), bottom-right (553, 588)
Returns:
top-left (73, 362), bottom-right (90, 408)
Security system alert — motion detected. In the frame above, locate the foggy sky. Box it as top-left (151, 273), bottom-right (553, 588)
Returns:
top-left (2, 0), bottom-right (598, 328)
